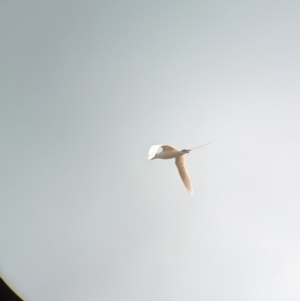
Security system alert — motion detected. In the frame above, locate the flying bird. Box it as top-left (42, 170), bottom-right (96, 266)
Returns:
top-left (148, 142), bottom-right (213, 195)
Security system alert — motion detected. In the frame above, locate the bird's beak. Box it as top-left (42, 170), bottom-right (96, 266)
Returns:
top-left (151, 157), bottom-right (156, 160)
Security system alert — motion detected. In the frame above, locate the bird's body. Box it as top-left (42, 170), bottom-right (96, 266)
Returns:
top-left (148, 142), bottom-right (213, 195)
top-left (154, 145), bottom-right (182, 159)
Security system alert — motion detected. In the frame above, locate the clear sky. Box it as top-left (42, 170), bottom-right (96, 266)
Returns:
top-left (1, 1), bottom-right (300, 300)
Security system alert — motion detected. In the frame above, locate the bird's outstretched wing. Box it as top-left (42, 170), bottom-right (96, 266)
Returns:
top-left (161, 145), bottom-right (177, 151)
top-left (175, 156), bottom-right (193, 195)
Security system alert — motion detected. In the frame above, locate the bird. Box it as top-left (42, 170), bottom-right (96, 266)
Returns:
top-left (148, 142), bottom-right (213, 195)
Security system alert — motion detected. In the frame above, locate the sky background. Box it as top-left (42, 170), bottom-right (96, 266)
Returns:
top-left (1, 0), bottom-right (300, 300)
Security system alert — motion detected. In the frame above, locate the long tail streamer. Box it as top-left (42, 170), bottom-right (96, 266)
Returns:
top-left (189, 141), bottom-right (214, 151)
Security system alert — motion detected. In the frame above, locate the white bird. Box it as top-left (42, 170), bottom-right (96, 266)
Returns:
top-left (148, 142), bottom-right (213, 195)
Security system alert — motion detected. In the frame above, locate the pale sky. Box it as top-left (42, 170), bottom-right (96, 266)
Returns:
top-left (1, 1), bottom-right (300, 300)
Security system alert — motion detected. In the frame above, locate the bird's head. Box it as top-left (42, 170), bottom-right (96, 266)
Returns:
top-left (150, 154), bottom-right (158, 160)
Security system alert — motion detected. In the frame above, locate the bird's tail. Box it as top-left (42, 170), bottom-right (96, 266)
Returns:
top-left (188, 141), bottom-right (214, 151)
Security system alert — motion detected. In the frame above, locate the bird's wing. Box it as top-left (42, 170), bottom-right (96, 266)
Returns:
top-left (175, 156), bottom-right (193, 195)
top-left (161, 145), bottom-right (177, 151)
